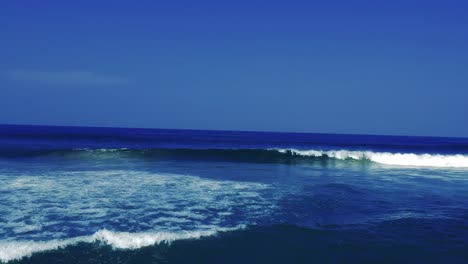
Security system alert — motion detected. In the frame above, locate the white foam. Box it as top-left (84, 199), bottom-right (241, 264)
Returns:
top-left (276, 149), bottom-right (468, 168)
top-left (90, 229), bottom-right (217, 249)
top-left (0, 238), bottom-right (79, 263)
top-left (0, 170), bottom-right (265, 262)
top-left (0, 170), bottom-right (272, 242)
top-left (0, 226), bottom-right (242, 263)
top-left (73, 148), bottom-right (128, 152)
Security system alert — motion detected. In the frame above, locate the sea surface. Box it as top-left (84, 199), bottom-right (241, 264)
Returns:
top-left (1, 125), bottom-right (468, 263)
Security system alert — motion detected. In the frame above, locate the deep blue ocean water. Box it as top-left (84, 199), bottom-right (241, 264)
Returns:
top-left (1, 125), bottom-right (468, 263)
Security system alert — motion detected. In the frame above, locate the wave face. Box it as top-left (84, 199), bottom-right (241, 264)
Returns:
top-left (3, 147), bottom-right (467, 168)
top-left (2, 125), bottom-right (468, 169)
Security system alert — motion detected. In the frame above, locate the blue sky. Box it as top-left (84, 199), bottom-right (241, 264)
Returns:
top-left (1, 0), bottom-right (467, 137)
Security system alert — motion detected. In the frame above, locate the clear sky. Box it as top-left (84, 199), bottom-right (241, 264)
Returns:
top-left (1, 0), bottom-right (467, 137)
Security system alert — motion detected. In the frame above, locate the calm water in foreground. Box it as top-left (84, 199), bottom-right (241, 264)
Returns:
top-left (0, 125), bottom-right (468, 263)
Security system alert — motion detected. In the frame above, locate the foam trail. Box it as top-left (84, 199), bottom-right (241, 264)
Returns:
top-left (0, 227), bottom-right (242, 263)
top-left (277, 149), bottom-right (468, 168)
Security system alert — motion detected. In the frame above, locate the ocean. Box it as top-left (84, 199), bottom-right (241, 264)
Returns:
top-left (0, 125), bottom-right (467, 263)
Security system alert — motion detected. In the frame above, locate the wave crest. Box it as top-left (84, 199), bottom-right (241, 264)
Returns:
top-left (278, 149), bottom-right (468, 168)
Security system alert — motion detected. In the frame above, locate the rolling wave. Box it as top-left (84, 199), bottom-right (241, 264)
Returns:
top-left (1, 147), bottom-right (467, 168)
top-left (0, 227), bottom-right (243, 263)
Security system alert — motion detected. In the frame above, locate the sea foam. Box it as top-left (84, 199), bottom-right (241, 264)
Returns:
top-left (276, 149), bottom-right (468, 168)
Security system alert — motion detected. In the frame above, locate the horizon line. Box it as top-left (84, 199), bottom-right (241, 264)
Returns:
top-left (1, 123), bottom-right (467, 140)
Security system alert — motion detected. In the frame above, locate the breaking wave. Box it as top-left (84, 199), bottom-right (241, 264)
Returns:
top-left (0, 227), bottom-right (242, 263)
top-left (277, 149), bottom-right (468, 168)
top-left (1, 147), bottom-right (468, 168)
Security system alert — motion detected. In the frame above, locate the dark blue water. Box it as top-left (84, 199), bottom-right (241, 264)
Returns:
top-left (1, 125), bottom-right (468, 263)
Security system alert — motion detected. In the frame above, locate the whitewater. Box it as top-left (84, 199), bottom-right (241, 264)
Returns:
top-left (0, 227), bottom-right (246, 263)
top-left (276, 149), bottom-right (468, 168)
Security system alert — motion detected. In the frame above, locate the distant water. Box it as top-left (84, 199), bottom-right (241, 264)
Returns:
top-left (1, 125), bottom-right (468, 263)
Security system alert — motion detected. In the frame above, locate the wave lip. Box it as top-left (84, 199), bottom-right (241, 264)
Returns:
top-left (0, 227), bottom-right (243, 263)
top-left (277, 149), bottom-right (468, 168)
top-left (90, 229), bottom-right (218, 249)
